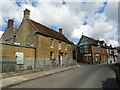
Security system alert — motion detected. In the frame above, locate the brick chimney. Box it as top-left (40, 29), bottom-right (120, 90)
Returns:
top-left (110, 45), bottom-right (112, 47)
top-left (8, 19), bottom-right (14, 28)
top-left (23, 8), bottom-right (30, 19)
top-left (59, 28), bottom-right (62, 34)
top-left (105, 43), bottom-right (107, 46)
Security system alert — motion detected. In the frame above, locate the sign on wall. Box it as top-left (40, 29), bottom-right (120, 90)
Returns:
top-left (16, 52), bottom-right (24, 64)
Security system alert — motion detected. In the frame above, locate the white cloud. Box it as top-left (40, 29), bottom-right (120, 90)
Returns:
top-left (0, 0), bottom-right (118, 47)
top-left (0, 31), bottom-right (4, 38)
top-left (108, 40), bottom-right (118, 47)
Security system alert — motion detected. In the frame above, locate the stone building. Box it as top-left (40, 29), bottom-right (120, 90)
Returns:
top-left (1, 9), bottom-right (75, 71)
top-left (77, 35), bottom-right (117, 64)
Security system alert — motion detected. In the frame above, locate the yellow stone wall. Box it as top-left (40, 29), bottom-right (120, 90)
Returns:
top-left (0, 44), bottom-right (35, 63)
top-left (36, 35), bottom-right (73, 60)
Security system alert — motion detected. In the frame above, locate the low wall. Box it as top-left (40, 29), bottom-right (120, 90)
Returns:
top-left (0, 44), bottom-right (35, 73)
top-left (0, 43), bottom-right (77, 73)
top-left (35, 58), bottom-right (77, 69)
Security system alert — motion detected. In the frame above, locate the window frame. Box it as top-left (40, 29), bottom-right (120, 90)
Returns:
top-left (50, 52), bottom-right (54, 60)
top-left (84, 45), bottom-right (88, 53)
top-left (58, 41), bottom-right (61, 50)
top-left (65, 43), bottom-right (67, 50)
top-left (65, 53), bottom-right (68, 59)
top-left (50, 39), bottom-right (54, 48)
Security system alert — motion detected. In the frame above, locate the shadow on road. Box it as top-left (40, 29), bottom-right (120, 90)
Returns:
top-left (106, 64), bottom-right (116, 72)
top-left (102, 78), bottom-right (120, 89)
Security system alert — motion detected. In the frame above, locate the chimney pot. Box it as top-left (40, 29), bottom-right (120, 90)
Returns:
top-left (24, 8), bottom-right (30, 19)
top-left (59, 28), bottom-right (62, 34)
top-left (8, 19), bottom-right (14, 28)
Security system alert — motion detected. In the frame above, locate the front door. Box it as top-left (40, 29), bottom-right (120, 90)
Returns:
top-left (58, 53), bottom-right (62, 65)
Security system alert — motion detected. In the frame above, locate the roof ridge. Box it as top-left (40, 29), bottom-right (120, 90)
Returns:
top-left (29, 19), bottom-right (72, 44)
top-left (83, 35), bottom-right (97, 41)
top-left (29, 19), bottom-right (61, 34)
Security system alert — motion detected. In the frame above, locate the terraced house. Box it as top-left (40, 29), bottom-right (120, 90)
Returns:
top-left (77, 35), bottom-right (117, 64)
top-left (1, 9), bottom-right (75, 72)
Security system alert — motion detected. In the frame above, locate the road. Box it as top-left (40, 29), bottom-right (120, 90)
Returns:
top-left (9, 64), bottom-right (120, 88)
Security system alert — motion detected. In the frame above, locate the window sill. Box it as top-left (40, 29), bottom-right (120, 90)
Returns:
top-left (50, 46), bottom-right (53, 48)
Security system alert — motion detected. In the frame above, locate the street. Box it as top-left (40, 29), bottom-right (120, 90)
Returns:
top-left (9, 64), bottom-right (120, 88)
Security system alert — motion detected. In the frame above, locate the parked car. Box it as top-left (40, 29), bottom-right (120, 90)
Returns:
top-left (115, 63), bottom-right (120, 83)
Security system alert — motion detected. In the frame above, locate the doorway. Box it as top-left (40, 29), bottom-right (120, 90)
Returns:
top-left (58, 53), bottom-right (63, 65)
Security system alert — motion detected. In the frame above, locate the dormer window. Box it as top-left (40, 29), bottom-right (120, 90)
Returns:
top-left (50, 39), bottom-right (54, 48)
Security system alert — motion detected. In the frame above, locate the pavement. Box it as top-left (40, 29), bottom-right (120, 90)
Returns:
top-left (6, 64), bottom-right (120, 88)
top-left (0, 65), bottom-right (80, 89)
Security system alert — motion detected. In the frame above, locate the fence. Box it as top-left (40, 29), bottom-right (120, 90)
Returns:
top-left (39, 59), bottom-right (77, 68)
top-left (1, 59), bottom-right (77, 73)
top-left (1, 59), bottom-right (16, 73)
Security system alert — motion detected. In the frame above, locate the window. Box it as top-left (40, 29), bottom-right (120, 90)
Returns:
top-left (80, 47), bottom-right (84, 53)
top-left (84, 45), bottom-right (88, 53)
top-left (94, 47), bottom-right (96, 52)
top-left (50, 52), bottom-right (54, 60)
top-left (98, 46), bottom-right (100, 52)
top-left (50, 39), bottom-right (54, 48)
top-left (65, 53), bottom-right (67, 59)
top-left (58, 41), bottom-right (61, 50)
top-left (65, 43), bottom-right (67, 50)
top-left (16, 52), bottom-right (24, 64)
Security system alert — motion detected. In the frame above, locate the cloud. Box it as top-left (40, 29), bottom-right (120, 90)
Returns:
top-left (0, 30), bottom-right (4, 38)
top-left (108, 40), bottom-right (118, 47)
top-left (0, 0), bottom-right (118, 47)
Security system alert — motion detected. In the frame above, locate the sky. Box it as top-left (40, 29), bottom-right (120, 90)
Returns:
top-left (0, 0), bottom-right (119, 47)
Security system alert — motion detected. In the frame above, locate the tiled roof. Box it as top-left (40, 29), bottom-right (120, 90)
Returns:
top-left (83, 35), bottom-right (98, 45)
top-left (29, 19), bottom-right (72, 44)
top-left (82, 35), bottom-right (114, 49)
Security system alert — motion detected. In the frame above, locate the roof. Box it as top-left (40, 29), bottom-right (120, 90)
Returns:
top-left (81, 35), bottom-right (113, 48)
top-left (29, 19), bottom-right (72, 44)
top-left (83, 35), bottom-right (98, 45)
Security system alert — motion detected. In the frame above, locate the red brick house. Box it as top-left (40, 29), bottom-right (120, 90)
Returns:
top-left (77, 35), bottom-right (109, 64)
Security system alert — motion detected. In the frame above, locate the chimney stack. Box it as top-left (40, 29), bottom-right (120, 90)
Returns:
top-left (8, 19), bottom-right (14, 28)
top-left (110, 45), bottom-right (112, 47)
top-left (59, 28), bottom-right (62, 34)
top-left (23, 8), bottom-right (30, 19)
top-left (105, 43), bottom-right (107, 46)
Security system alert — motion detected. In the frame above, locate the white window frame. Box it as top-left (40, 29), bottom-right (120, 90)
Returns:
top-left (65, 53), bottom-right (67, 59)
top-left (65, 44), bottom-right (67, 50)
top-left (16, 52), bottom-right (24, 64)
top-left (50, 52), bottom-right (54, 60)
top-left (50, 39), bottom-right (54, 48)
top-left (58, 42), bottom-right (61, 50)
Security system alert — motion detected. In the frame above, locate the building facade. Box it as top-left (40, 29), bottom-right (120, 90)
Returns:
top-left (1, 9), bottom-right (75, 71)
top-left (77, 35), bottom-right (117, 64)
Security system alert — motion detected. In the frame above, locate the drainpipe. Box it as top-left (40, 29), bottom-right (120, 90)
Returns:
top-left (91, 45), bottom-right (93, 64)
top-left (34, 48), bottom-right (36, 69)
top-left (34, 32), bottom-right (38, 69)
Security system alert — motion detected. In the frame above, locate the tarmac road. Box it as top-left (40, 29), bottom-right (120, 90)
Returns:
top-left (9, 64), bottom-right (120, 88)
